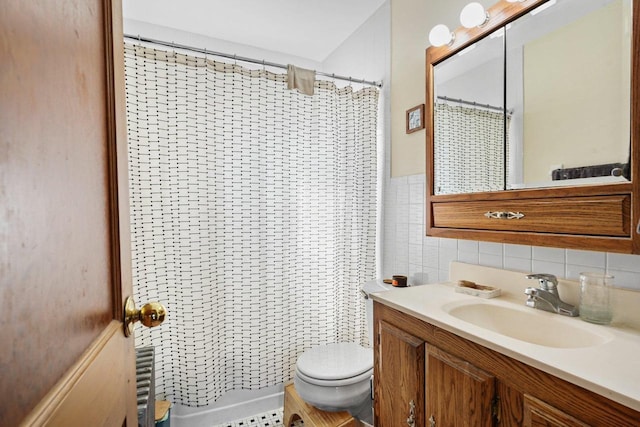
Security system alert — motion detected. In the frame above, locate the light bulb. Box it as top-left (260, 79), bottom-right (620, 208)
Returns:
top-left (460, 2), bottom-right (489, 28)
top-left (429, 24), bottom-right (454, 47)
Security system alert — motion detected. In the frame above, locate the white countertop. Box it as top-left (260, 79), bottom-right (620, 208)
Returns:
top-left (371, 264), bottom-right (640, 411)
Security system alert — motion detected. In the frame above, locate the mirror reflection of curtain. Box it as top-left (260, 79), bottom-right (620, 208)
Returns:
top-left (434, 103), bottom-right (509, 194)
top-left (124, 43), bottom-right (379, 406)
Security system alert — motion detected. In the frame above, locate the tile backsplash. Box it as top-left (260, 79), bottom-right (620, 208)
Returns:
top-left (382, 174), bottom-right (640, 290)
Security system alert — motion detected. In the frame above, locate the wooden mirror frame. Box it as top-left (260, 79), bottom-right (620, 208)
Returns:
top-left (426, 0), bottom-right (640, 253)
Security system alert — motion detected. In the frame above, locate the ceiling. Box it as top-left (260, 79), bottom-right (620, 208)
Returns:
top-left (122, 0), bottom-right (386, 62)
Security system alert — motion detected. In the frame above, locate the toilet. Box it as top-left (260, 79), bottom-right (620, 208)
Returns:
top-left (291, 279), bottom-right (393, 419)
top-left (293, 342), bottom-right (373, 416)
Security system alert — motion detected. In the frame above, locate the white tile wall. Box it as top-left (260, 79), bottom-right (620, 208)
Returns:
top-left (382, 174), bottom-right (640, 290)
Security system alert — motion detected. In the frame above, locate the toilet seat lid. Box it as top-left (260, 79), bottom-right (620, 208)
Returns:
top-left (296, 343), bottom-right (373, 381)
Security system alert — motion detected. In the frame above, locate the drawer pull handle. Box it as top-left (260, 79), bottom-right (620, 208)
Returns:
top-left (484, 211), bottom-right (524, 220)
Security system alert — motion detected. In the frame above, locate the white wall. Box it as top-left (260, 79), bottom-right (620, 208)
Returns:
top-left (124, 19), bottom-right (322, 71)
top-left (321, 2), bottom-right (390, 86)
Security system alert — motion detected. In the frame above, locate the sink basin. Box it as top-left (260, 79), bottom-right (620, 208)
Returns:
top-left (445, 302), bottom-right (612, 348)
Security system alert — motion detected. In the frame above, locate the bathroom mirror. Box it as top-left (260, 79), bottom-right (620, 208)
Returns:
top-left (432, 0), bottom-right (633, 195)
top-left (433, 29), bottom-right (505, 195)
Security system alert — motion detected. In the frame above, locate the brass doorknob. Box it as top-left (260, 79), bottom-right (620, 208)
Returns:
top-left (123, 296), bottom-right (166, 337)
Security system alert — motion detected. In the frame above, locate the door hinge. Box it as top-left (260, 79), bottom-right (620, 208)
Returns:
top-left (492, 395), bottom-right (501, 424)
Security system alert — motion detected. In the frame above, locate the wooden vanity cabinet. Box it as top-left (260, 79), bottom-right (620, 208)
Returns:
top-left (373, 302), bottom-right (640, 427)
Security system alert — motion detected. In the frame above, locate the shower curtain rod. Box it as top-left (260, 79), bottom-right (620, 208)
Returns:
top-left (437, 95), bottom-right (505, 113)
top-left (124, 34), bottom-right (383, 88)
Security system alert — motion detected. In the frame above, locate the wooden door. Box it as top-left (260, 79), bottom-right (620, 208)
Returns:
top-left (425, 345), bottom-right (495, 427)
top-left (0, 0), bottom-right (137, 425)
top-left (374, 320), bottom-right (425, 427)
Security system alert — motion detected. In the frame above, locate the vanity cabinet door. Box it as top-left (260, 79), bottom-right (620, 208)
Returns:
top-left (523, 394), bottom-right (590, 427)
top-left (374, 320), bottom-right (425, 427)
top-left (425, 345), bottom-right (495, 427)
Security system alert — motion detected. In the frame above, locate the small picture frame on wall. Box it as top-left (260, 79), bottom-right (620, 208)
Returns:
top-left (406, 104), bottom-right (425, 134)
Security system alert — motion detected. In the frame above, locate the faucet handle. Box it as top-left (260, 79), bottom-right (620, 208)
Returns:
top-left (525, 273), bottom-right (558, 290)
top-left (524, 287), bottom-right (537, 308)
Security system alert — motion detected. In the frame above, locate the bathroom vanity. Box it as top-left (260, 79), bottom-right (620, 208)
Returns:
top-left (371, 264), bottom-right (640, 426)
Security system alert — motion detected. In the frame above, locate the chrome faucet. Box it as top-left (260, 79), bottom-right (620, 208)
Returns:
top-left (524, 273), bottom-right (579, 317)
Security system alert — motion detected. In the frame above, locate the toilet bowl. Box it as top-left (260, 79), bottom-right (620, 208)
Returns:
top-left (293, 342), bottom-right (373, 413)
top-left (292, 279), bottom-right (393, 416)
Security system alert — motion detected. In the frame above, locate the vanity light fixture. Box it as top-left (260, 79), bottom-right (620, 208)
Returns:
top-left (428, 24), bottom-right (455, 47)
top-left (460, 2), bottom-right (490, 28)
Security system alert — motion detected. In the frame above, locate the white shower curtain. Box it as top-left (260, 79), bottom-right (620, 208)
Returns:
top-left (124, 43), bottom-right (379, 406)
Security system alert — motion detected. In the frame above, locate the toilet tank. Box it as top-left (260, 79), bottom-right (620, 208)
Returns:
top-left (361, 280), bottom-right (393, 346)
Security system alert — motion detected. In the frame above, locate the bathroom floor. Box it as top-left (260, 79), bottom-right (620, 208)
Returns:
top-left (210, 408), bottom-right (374, 427)
top-left (211, 408), bottom-right (303, 427)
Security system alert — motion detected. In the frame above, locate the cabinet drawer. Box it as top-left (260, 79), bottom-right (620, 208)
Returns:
top-left (432, 195), bottom-right (631, 236)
